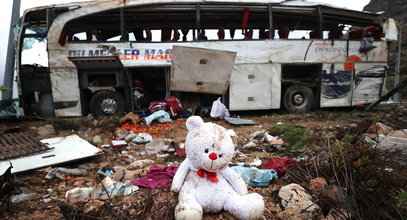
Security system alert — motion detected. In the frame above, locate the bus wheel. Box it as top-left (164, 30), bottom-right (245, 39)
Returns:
top-left (90, 91), bottom-right (124, 117)
top-left (283, 85), bottom-right (314, 113)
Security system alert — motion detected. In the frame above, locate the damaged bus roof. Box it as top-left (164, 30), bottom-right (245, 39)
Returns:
top-left (22, 0), bottom-right (382, 21)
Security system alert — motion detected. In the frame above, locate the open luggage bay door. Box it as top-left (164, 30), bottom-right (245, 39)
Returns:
top-left (170, 46), bottom-right (237, 94)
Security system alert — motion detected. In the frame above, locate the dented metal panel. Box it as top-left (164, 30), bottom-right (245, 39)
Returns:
top-left (229, 64), bottom-right (281, 110)
top-left (352, 64), bottom-right (386, 105)
top-left (170, 46), bottom-right (236, 94)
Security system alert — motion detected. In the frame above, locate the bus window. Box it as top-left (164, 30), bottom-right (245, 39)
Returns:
top-left (273, 7), bottom-right (319, 39)
top-left (200, 5), bottom-right (269, 41)
top-left (65, 8), bottom-right (122, 43)
top-left (125, 4), bottom-right (196, 42)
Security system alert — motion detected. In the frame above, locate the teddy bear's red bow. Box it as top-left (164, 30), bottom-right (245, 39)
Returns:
top-left (196, 169), bottom-right (218, 182)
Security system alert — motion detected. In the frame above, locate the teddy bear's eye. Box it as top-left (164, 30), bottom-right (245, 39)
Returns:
top-left (204, 149), bottom-right (209, 153)
top-left (219, 154), bottom-right (223, 158)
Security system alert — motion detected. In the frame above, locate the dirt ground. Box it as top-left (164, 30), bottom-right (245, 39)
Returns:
top-left (0, 106), bottom-right (406, 220)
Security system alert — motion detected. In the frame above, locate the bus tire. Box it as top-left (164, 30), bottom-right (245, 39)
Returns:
top-left (283, 85), bottom-right (314, 113)
top-left (90, 90), bottom-right (124, 117)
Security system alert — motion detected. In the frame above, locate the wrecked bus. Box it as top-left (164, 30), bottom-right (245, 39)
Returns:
top-left (16, 0), bottom-right (398, 117)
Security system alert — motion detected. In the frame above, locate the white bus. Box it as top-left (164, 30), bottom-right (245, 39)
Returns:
top-left (16, 0), bottom-right (397, 117)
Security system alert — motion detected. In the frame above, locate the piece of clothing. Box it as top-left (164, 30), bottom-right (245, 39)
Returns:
top-left (261, 156), bottom-right (296, 178)
top-left (131, 165), bottom-right (178, 189)
top-left (196, 169), bottom-right (218, 182)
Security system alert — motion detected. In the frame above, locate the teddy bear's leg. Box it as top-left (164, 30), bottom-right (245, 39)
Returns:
top-left (175, 194), bottom-right (203, 220)
top-left (224, 192), bottom-right (264, 220)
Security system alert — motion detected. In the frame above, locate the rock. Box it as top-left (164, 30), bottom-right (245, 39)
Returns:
top-left (387, 129), bottom-right (407, 139)
top-left (309, 178), bottom-right (328, 192)
top-left (83, 200), bottom-right (105, 215)
top-left (368, 122), bottom-right (393, 135)
top-left (279, 183), bottom-right (319, 212)
top-left (92, 135), bottom-right (102, 146)
top-left (37, 124), bottom-right (55, 137)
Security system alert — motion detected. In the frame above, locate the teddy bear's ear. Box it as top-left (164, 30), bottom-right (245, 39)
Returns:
top-left (186, 116), bottom-right (204, 132)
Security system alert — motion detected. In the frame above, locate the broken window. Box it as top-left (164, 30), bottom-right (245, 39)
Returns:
top-left (125, 4), bottom-right (196, 42)
top-left (64, 8), bottom-right (122, 43)
top-left (272, 7), bottom-right (320, 39)
top-left (199, 5), bottom-right (269, 40)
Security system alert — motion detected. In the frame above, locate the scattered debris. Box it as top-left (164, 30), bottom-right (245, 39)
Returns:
top-left (224, 117), bottom-right (255, 125)
top-left (210, 97), bottom-right (230, 118)
top-left (0, 135), bottom-right (102, 174)
top-left (131, 165), bottom-right (178, 189)
top-left (261, 157), bottom-right (296, 178)
top-left (231, 166), bottom-right (277, 187)
top-left (45, 167), bottom-right (86, 180)
top-left (119, 112), bottom-right (140, 125)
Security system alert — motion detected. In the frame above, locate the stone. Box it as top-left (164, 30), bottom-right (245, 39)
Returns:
top-left (92, 135), bottom-right (103, 146)
top-left (309, 178), bottom-right (328, 192)
top-left (368, 122), bottom-right (393, 135)
top-left (37, 124), bottom-right (55, 137)
top-left (279, 183), bottom-right (319, 212)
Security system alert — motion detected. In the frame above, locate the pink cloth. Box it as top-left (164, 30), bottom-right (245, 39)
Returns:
top-left (261, 156), bottom-right (296, 178)
top-left (131, 165), bottom-right (178, 189)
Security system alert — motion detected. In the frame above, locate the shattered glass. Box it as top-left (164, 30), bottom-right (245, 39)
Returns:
top-left (22, 26), bottom-right (47, 51)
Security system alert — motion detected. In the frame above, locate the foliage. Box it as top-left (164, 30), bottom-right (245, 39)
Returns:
top-left (274, 124), bottom-right (311, 151)
top-left (286, 129), bottom-right (407, 219)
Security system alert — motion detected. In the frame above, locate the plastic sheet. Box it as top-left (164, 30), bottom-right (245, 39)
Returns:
top-left (144, 110), bottom-right (172, 126)
top-left (231, 166), bottom-right (277, 187)
top-left (210, 97), bottom-right (230, 118)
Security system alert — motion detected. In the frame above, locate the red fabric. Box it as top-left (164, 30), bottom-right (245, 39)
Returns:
top-left (328, 26), bottom-right (344, 39)
top-left (58, 28), bottom-right (68, 46)
top-left (131, 165), bottom-right (178, 189)
top-left (161, 29), bottom-right (172, 41)
top-left (166, 96), bottom-right (183, 116)
top-left (197, 169), bottom-right (218, 182)
top-left (134, 29), bottom-right (144, 41)
top-left (241, 7), bottom-right (250, 30)
top-left (259, 29), bottom-right (270, 39)
top-left (217, 28), bottom-right (225, 40)
top-left (245, 29), bottom-right (253, 39)
top-left (309, 29), bottom-right (321, 39)
top-left (261, 156), bottom-right (296, 178)
top-left (364, 25), bottom-right (383, 40)
top-left (278, 26), bottom-right (289, 39)
top-left (209, 152), bottom-right (218, 160)
top-left (349, 29), bottom-right (363, 39)
top-left (148, 101), bottom-right (167, 114)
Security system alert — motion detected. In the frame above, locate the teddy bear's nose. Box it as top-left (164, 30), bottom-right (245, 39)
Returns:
top-left (209, 152), bottom-right (218, 160)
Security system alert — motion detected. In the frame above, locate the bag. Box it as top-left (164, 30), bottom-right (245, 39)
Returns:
top-left (210, 97), bottom-right (230, 118)
top-left (166, 96), bottom-right (183, 117)
top-left (148, 101), bottom-right (167, 114)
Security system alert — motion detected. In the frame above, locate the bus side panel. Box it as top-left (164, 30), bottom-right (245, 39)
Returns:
top-left (229, 64), bottom-right (281, 111)
top-left (50, 67), bottom-right (83, 117)
top-left (320, 63), bottom-right (352, 107)
top-left (352, 63), bottom-right (386, 106)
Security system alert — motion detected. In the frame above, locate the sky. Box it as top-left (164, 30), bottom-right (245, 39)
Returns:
top-left (0, 0), bottom-right (371, 98)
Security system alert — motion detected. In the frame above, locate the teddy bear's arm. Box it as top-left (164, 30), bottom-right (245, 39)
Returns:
top-left (220, 167), bottom-right (248, 196)
top-left (171, 158), bottom-right (191, 192)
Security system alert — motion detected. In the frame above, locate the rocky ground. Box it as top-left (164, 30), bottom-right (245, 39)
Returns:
top-left (0, 106), bottom-right (406, 220)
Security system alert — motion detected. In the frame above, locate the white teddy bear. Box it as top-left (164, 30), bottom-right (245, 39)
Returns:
top-left (171, 116), bottom-right (265, 220)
